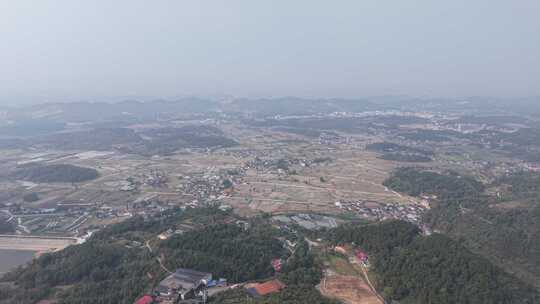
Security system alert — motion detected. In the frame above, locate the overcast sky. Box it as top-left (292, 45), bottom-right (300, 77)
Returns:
top-left (1, 1), bottom-right (539, 105)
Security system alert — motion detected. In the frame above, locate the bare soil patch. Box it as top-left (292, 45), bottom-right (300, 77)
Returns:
top-left (319, 273), bottom-right (383, 304)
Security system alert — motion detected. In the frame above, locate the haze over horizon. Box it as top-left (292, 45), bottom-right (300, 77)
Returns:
top-left (1, 1), bottom-right (540, 105)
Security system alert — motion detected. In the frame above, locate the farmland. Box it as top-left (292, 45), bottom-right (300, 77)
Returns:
top-left (0, 119), bottom-right (426, 238)
top-left (1, 99), bottom-right (540, 303)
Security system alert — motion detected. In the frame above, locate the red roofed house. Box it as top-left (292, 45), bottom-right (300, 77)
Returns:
top-left (271, 259), bottom-right (282, 272)
top-left (246, 279), bottom-right (286, 297)
top-left (334, 246), bottom-right (347, 255)
top-left (355, 249), bottom-right (369, 265)
top-left (134, 295), bottom-right (153, 304)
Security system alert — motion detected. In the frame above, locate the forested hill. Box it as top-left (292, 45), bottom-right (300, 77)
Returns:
top-left (12, 164), bottom-right (99, 183)
top-left (385, 167), bottom-right (540, 290)
top-left (383, 167), bottom-right (485, 201)
top-left (0, 208), bottom-right (281, 304)
top-left (329, 221), bottom-right (540, 304)
top-left (0, 208), bottom-right (334, 304)
top-left (2, 204), bottom-right (538, 304)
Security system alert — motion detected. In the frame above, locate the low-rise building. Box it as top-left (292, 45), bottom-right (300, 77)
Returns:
top-left (245, 279), bottom-right (286, 297)
top-left (355, 249), bottom-right (369, 265)
top-left (134, 295), bottom-right (154, 304)
top-left (156, 268), bottom-right (212, 302)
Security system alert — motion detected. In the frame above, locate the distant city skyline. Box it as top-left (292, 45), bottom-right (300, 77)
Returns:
top-left (1, 1), bottom-right (540, 105)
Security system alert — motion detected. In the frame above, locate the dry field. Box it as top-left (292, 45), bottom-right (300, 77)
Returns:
top-left (2, 126), bottom-right (420, 223)
top-left (319, 272), bottom-right (383, 304)
top-left (226, 148), bottom-right (414, 215)
top-left (0, 235), bottom-right (76, 252)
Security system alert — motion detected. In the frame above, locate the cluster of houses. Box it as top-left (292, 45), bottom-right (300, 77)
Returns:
top-left (219, 148), bottom-right (272, 160)
top-left (175, 169), bottom-right (242, 204)
top-left (335, 200), bottom-right (426, 225)
top-left (245, 157), bottom-right (294, 174)
top-left (273, 213), bottom-right (339, 231)
top-left (245, 156), bottom-right (333, 176)
top-left (334, 246), bottom-right (370, 267)
top-left (2, 204), bottom-right (95, 235)
top-left (134, 267), bottom-right (286, 304)
top-left (134, 268), bottom-right (220, 304)
top-left (143, 170), bottom-right (169, 187)
top-left (120, 170), bottom-right (169, 192)
top-left (319, 132), bottom-right (350, 145)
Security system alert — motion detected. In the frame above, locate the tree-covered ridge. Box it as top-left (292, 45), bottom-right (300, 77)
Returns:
top-left (128, 126), bottom-right (239, 155)
top-left (0, 206), bottom-right (340, 304)
top-left (495, 171), bottom-right (540, 200)
top-left (209, 239), bottom-right (339, 304)
top-left (385, 167), bottom-right (540, 290)
top-left (0, 208), bottom-right (285, 304)
top-left (278, 239), bottom-right (322, 286)
top-left (329, 221), bottom-right (419, 256)
top-left (366, 142), bottom-right (434, 162)
top-left (0, 237), bottom-right (155, 304)
top-left (329, 221), bottom-right (539, 304)
top-left (2, 187), bottom-right (539, 304)
top-left (160, 223), bottom-right (284, 283)
top-left (12, 164), bottom-right (99, 183)
top-left (383, 167), bottom-right (484, 200)
top-left (497, 127), bottom-right (540, 147)
top-left (366, 142), bottom-right (434, 156)
top-left (209, 286), bottom-right (339, 304)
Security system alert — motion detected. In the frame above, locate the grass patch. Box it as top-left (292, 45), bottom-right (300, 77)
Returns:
top-left (327, 254), bottom-right (358, 276)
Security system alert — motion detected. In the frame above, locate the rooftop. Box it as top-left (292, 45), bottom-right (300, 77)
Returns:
top-left (246, 279), bottom-right (286, 297)
top-left (134, 295), bottom-right (153, 304)
top-left (159, 268), bottom-right (212, 291)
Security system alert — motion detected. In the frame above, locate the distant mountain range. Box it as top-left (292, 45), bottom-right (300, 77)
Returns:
top-left (1, 96), bottom-right (539, 123)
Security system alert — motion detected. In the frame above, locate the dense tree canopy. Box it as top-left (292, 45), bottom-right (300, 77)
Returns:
top-left (210, 238), bottom-right (337, 304)
top-left (329, 221), bottom-right (539, 304)
top-left (13, 164), bottom-right (99, 183)
top-left (383, 167), bottom-right (484, 201)
top-left (0, 208), bottom-right (284, 304)
top-left (386, 168), bottom-right (540, 292)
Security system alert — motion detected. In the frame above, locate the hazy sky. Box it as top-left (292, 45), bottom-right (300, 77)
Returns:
top-left (1, 1), bottom-right (539, 104)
